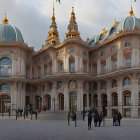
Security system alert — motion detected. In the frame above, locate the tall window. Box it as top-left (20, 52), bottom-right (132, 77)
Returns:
top-left (102, 64), bottom-right (106, 74)
top-left (125, 41), bottom-right (131, 47)
top-left (113, 61), bottom-right (117, 70)
top-left (125, 58), bottom-right (131, 68)
top-left (112, 80), bottom-right (117, 88)
top-left (124, 93), bottom-right (131, 106)
top-left (69, 60), bottom-right (75, 73)
top-left (111, 46), bottom-right (117, 52)
top-left (123, 77), bottom-right (131, 86)
top-left (101, 51), bottom-right (106, 56)
top-left (57, 81), bottom-right (63, 89)
top-left (0, 57), bottom-right (12, 77)
top-left (0, 83), bottom-right (11, 91)
top-left (60, 63), bottom-right (64, 72)
top-left (101, 81), bottom-right (106, 89)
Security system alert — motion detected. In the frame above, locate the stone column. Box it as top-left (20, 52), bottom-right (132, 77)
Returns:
top-left (107, 79), bottom-right (112, 117)
top-left (75, 56), bottom-right (78, 72)
top-left (97, 81), bottom-right (101, 112)
top-left (64, 80), bottom-right (69, 111)
top-left (117, 51), bottom-right (123, 68)
top-left (77, 80), bottom-right (83, 111)
top-left (97, 60), bottom-right (101, 74)
top-left (131, 74), bottom-right (139, 117)
top-left (117, 78), bottom-right (123, 115)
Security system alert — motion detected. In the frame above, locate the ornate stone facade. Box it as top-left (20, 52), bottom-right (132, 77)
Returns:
top-left (0, 7), bottom-right (140, 117)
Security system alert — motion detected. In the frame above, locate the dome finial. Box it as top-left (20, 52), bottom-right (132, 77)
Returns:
top-left (2, 13), bottom-right (9, 24)
top-left (114, 18), bottom-right (119, 26)
top-left (129, 5), bottom-right (135, 16)
top-left (51, 0), bottom-right (56, 25)
top-left (70, 6), bottom-right (76, 23)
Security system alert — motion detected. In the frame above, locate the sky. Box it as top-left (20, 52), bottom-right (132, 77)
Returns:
top-left (0, 0), bottom-right (139, 51)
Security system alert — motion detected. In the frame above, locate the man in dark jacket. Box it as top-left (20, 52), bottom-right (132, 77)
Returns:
top-left (117, 112), bottom-right (122, 126)
top-left (94, 111), bottom-right (98, 127)
top-left (88, 111), bottom-right (92, 130)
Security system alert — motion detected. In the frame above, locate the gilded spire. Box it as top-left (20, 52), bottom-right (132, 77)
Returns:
top-left (70, 6), bottom-right (76, 23)
top-left (129, 5), bottom-right (135, 16)
top-left (2, 13), bottom-right (9, 24)
top-left (51, 1), bottom-right (56, 25)
top-left (114, 18), bottom-right (119, 26)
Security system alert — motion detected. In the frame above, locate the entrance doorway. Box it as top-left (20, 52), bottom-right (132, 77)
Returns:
top-left (0, 95), bottom-right (11, 113)
top-left (69, 93), bottom-right (77, 110)
top-left (35, 96), bottom-right (42, 109)
top-left (59, 93), bottom-right (64, 110)
top-left (101, 94), bottom-right (107, 116)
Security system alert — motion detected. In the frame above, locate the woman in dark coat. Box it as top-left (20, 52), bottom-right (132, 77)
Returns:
top-left (113, 112), bottom-right (117, 126)
top-left (94, 111), bottom-right (98, 127)
top-left (88, 111), bottom-right (92, 130)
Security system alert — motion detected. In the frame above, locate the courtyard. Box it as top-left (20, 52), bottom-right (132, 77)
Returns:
top-left (0, 117), bottom-right (140, 140)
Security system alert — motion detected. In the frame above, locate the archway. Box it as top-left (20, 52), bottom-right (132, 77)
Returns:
top-left (101, 94), bottom-right (107, 116)
top-left (0, 95), bottom-right (11, 113)
top-left (69, 93), bottom-right (77, 111)
top-left (44, 95), bottom-right (51, 110)
top-left (58, 93), bottom-right (64, 110)
top-left (83, 94), bottom-right (87, 110)
top-left (123, 90), bottom-right (131, 117)
top-left (26, 96), bottom-right (30, 106)
top-left (35, 96), bottom-right (42, 110)
top-left (112, 92), bottom-right (118, 116)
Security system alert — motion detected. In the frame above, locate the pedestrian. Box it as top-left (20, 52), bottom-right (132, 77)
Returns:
top-left (83, 110), bottom-right (85, 121)
top-left (98, 112), bottom-right (103, 127)
top-left (113, 112), bottom-right (117, 126)
top-left (35, 108), bottom-right (38, 120)
top-left (117, 112), bottom-right (122, 126)
top-left (94, 110), bottom-right (98, 127)
top-left (74, 112), bottom-right (77, 127)
top-left (68, 110), bottom-right (70, 126)
top-left (8, 108), bottom-right (10, 118)
top-left (88, 111), bottom-right (92, 130)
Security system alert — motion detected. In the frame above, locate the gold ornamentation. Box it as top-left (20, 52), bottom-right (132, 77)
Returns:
top-left (70, 6), bottom-right (76, 23)
top-left (2, 13), bottom-right (9, 24)
top-left (114, 18), bottom-right (119, 26)
top-left (129, 5), bottom-right (135, 16)
top-left (100, 28), bottom-right (106, 35)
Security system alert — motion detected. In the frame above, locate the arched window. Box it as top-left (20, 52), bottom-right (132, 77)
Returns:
top-left (0, 83), bottom-right (11, 91)
top-left (101, 81), bottom-right (106, 89)
top-left (68, 80), bottom-right (77, 89)
top-left (112, 80), bottom-right (117, 88)
top-left (123, 77), bottom-right (131, 86)
top-left (0, 57), bottom-right (12, 77)
top-left (57, 81), bottom-right (63, 89)
top-left (69, 57), bottom-right (75, 73)
top-left (111, 46), bottom-right (117, 52)
top-left (48, 82), bottom-right (53, 91)
top-left (125, 41), bottom-right (131, 47)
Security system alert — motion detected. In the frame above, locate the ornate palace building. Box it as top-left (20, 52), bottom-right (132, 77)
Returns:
top-left (0, 5), bottom-right (140, 117)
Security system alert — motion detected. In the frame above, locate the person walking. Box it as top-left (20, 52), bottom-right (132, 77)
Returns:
top-left (113, 112), bottom-right (117, 126)
top-left (98, 112), bottom-right (103, 127)
top-left (74, 112), bottom-right (77, 127)
top-left (83, 110), bottom-right (85, 121)
top-left (117, 112), bottom-right (122, 126)
top-left (94, 110), bottom-right (98, 127)
top-left (68, 110), bottom-right (71, 126)
top-left (88, 111), bottom-right (92, 130)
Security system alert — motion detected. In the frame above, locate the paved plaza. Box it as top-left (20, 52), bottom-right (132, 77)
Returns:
top-left (0, 117), bottom-right (140, 140)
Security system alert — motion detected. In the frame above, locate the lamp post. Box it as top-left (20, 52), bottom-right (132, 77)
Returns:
top-left (52, 97), bottom-right (56, 112)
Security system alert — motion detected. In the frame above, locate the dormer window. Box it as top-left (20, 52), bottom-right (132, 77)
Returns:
top-left (111, 46), bottom-right (118, 52)
top-left (125, 41), bottom-right (131, 47)
top-left (101, 51), bottom-right (106, 56)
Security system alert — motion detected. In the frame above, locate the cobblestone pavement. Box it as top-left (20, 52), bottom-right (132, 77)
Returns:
top-left (0, 117), bottom-right (140, 140)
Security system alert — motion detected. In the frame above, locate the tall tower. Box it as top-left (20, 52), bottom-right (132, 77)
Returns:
top-left (45, 2), bottom-right (60, 46)
top-left (66, 6), bottom-right (80, 38)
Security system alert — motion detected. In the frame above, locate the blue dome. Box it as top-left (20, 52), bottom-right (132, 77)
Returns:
top-left (88, 15), bottom-right (140, 48)
top-left (0, 24), bottom-right (24, 43)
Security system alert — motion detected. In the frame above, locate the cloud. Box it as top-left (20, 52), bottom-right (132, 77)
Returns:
top-left (0, 0), bottom-right (139, 51)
